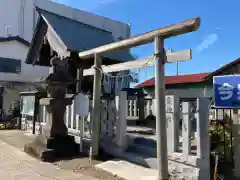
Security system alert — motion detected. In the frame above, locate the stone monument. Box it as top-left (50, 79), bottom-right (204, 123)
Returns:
top-left (24, 57), bottom-right (79, 162)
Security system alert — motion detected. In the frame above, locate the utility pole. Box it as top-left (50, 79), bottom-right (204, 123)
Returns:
top-left (168, 48), bottom-right (179, 76)
top-left (177, 61), bottom-right (179, 76)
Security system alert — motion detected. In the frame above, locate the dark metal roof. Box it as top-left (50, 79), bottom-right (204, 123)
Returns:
top-left (25, 8), bottom-right (134, 65)
top-left (0, 36), bottom-right (30, 46)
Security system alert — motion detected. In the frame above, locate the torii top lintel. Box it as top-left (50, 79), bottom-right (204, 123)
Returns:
top-left (78, 17), bottom-right (200, 60)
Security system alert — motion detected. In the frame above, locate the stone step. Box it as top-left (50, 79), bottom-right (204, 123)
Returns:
top-left (128, 135), bottom-right (197, 157)
top-left (127, 144), bottom-right (156, 158)
top-left (96, 159), bottom-right (199, 180)
top-left (132, 136), bottom-right (156, 148)
top-left (101, 142), bottom-right (200, 178)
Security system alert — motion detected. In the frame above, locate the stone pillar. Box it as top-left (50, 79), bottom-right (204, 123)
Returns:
top-left (232, 110), bottom-right (240, 178)
top-left (138, 96), bottom-right (145, 120)
top-left (40, 98), bottom-right (70, 138)
top-left (165, 95), bottom-right (180, 153)
top-left (116, 91), bottom-right (128, 152)
top-left (182, 101), bottom-right (191, 158)
top-left (196, 98), bottom-right (210, 180)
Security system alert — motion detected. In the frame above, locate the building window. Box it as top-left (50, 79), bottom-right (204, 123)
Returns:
top-left (0, 57), bottom-right (21, 73)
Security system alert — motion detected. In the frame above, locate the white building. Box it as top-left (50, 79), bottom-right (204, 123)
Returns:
top-left (0, 0), bottom-right (130, 43)
top-left (0, 0), bottom-right (131, 117)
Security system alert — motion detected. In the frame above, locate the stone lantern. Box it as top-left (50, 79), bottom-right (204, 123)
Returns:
top-left (24, 57), bottom-right (79, 162)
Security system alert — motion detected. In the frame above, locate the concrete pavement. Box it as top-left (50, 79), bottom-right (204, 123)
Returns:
top-left (0, 140), bottom-right (98, 180)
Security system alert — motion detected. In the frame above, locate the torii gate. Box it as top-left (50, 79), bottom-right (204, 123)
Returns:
top-left (78, 17), bottom-right (200, 180)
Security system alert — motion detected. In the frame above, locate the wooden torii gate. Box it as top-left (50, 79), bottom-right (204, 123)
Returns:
top-left (78, 17), bottom-right (200, 180)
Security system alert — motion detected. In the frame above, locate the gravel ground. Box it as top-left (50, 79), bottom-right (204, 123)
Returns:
top-left (54, 157), bottom-right (125, 180)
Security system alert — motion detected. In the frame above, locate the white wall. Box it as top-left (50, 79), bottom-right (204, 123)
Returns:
top-left (0, 0), bottom-right (22, 37)
top-left (0, 41), bottom-right (49, 82)
top-left (144, 86), bottom-right (213, 99)
top-left (0, 0), bottom-right (131, 42)
top-left (165, 87), bottom-right (213, 98)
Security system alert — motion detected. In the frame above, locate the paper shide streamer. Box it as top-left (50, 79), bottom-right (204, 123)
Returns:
top-left (103, 72), bottom-right (132, 94)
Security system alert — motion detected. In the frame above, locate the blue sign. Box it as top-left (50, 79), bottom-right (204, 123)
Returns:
top-left (214, 75), bottom-right (240, 108)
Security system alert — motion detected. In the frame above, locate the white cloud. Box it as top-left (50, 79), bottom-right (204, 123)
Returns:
top-left (58, 0), bottom-right (118, 10)
top-left (196, 33), bottom-right (218, 53)
top-left (98, 0), bottom-right (117, 4)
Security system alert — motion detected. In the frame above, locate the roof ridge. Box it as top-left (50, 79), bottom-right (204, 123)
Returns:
top-left (35, 7), bottom-right (117, 35)
top-left (43, 0), bottom-right (130, 27)
top-left (136, 72), bottom-right (210, 88)
top-left (205, 57), bottom-right (240, 79)
top-left (165, 72), bottom-right (209, 77)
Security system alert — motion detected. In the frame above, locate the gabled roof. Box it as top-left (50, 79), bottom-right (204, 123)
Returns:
top-left (136, 72), bottom-right (210, 88)
top-left (205, 57), bottom-right (240, 79)
top-left (25, 8), bottom-right (134, 65)
top-left (0, 36), bottom-right (30, 46)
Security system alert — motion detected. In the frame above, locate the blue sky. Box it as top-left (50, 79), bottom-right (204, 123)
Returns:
top-left (58, 0), bottom-right (240, 83)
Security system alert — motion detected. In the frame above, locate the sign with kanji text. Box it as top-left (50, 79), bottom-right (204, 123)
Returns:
top-left (165, 95), bottom-right (175, 128)
top-left (165, 95), bottom-right (174, 113)
top-left (213, 75), bottom-right (240, 108)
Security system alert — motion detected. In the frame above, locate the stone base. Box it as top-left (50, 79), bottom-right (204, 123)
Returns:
top-left (24, 134), bottom-right (79, 162)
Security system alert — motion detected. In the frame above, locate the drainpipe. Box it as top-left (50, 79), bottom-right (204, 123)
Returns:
top-left (19, 0), bottom-right (25, 38)
top-left (176, 61), bottom-right (179, 76)
top-left (33, 0), bottom-right (37, 33)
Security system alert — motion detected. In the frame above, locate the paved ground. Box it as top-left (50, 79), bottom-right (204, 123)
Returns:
top-left (0, 128), bottom-right (198, 180)
top-left (0, 139), bottom-right (96, 180)
top-left (96, 159), bottom-right (158, 180)
top-left (0, 130), bottom-right (125, 180)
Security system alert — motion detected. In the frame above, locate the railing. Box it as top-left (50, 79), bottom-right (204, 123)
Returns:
top-left (127, 97), bottom-right (215, 121)
top-left (31, 91), bottom-right (128, 147)
top-left (164, 96), bottom-right (211, 179)
top-left (127, 97), bottom-right (155, 120)
top-left (127, 96), bottom-right (138, 119)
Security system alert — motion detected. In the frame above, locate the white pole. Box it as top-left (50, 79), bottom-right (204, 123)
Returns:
top-left (154, 36), bottom-right (169, 180)
top-left (79, 115), bottom-right (85, 153)
top-left (182, 101), bottom-right (191, 158)
top-left (116, 91), bottom-right (128, 151)
top-left (196, 98), bottom-right (210, 180)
